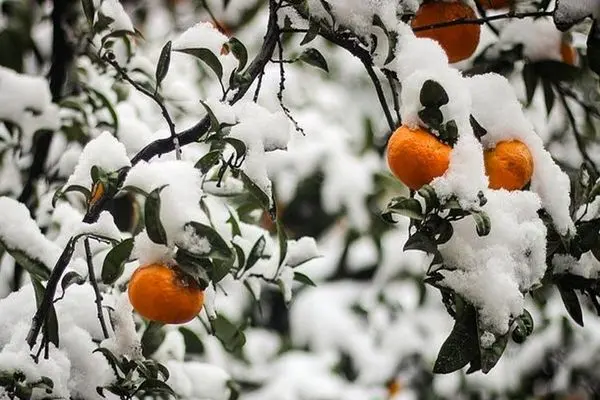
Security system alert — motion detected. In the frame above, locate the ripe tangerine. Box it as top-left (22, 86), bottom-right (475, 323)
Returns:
top-left (386, 125), bottom-right (451, 190)
top-left (412, 1), bottom-right (481, 63)
top-left (484, 140), bottom-right (533, 190)
top-left (128, 263), bottom-right (204, 324)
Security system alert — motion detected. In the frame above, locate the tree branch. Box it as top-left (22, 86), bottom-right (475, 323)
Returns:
top-left (412, 10), bottom-right (553, 32)
top-left (84, 238), bottom-right (109, 339)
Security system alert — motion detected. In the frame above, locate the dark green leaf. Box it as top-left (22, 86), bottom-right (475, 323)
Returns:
top-left (300, 22), bottom-right (319, 46)
top-left (384, 196), bottom-right (423, 221)
top-left (226, 38), bottom-right (247, 71)
top-left (60, 271), bottom-right (86, 296)
top-left (522, 63), bottom-right (538, 106)
top-left (31, 278), bottom-right (59, 347)
top-left (587, 20), bottom-right (600, 75)
top-left (232, 243), bottom-right (246, 272)
top-left (199, 100), bottom-right (220, 132)
top-left (298, 48), bottom-right (329, 73)
top-left (433, 300), bottom-right (479, 374)
top-left (227, 209), bottom-right (242, 237)
top-left (3, 247), bottom-right (51, 280)
top-left (102, 238), bottom-right (134, 284)
top-left (54, 185), bottom-right (92, 206)
top-left (93, 13), bottom-right (114, 34)
top-left (155, 41), bottom-right (172, 89)
top-left (175, 48), bottom-right (223, 81)
top-left (404, 231), bottom-right (437, 254)
top-left (240, 171), bottom-right (270, 210)
top-left (294, 271), bottom-right (316, 287)
top-left (479, 331), bottom-right (509, 374)
top-left (277, 220), bottom-right (287, 268)
top-left (195, 150), bottom-right (222, 174)
top-left (417, 184), bottom-right (440, 213)
top-left (436, 220), bottom-right (454, 245)
top-left (212, 257), bottom-right (234, 282)
top-left (224, 137), bottom-right (247, 159)
top-left (542, 79), bottom-right (555, 115)
top-left (135, 379), bottom-right (176, 397)
top-left (442, 120), bottom-right (458, 146)
top-left (420, 80), bottom-right (449, 108)
top-left (145, 186), bottom-right (168, 245)
top-left (211, 314), bottom-right (246, 352)
top-left (81, 0), bottom-right (94, 25)
top-left (141, 321), bottom-right (165, 357)
top-left (534, 60), bottom-right (579, 83)
top-left (558, 284), bottom-right (583, 326)
top-left (245, 236), bottom-right (266, 273)
top-left (418, 107), bottom-right (444, 131)
top-left (470, 115), bottom-right (487, 140)
top-left (175, 250), bottom-right (211, 289)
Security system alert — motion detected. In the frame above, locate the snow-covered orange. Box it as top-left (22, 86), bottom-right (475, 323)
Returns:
top-left (484, 140), bottom-right (534, 190)
top-left (412, 1), bottom-right (481, 63)
top-left (386, 125), bottom-right (451, 190)
top-left (128, 263), bottom-right (204, 324)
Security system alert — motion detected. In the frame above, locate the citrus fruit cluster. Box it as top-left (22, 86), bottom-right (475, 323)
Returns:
top-left (128, 263), bottom-right (205, 324)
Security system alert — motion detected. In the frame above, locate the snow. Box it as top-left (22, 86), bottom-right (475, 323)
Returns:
top-left (166, 361), bottom-right (232, 400)
top-left (98, 0), bottom-right (134, 32)
top-left (284, 236), bottom-right (319, 268)
top-left (0, 66), bottom-right (60, 152)
top-left (172, 21), bottom-right (229, 55)
top-left (0, 197), bottom-right (62, 270)
top-left (65, 131), bottom-right (131, 191)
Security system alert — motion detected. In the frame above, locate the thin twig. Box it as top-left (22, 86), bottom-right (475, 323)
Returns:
top-left (275, 31), bottom-right (305, 135)
top-left (363, 60), bottom-right (394, 132)
top-left (412, 10), bottom-right (553, 32)
top-left (84, 238), bottom-right (109, 339)
top-left (201, 0), bottom-right (227, 34)
top-left (556, 84), bottom-right (600, 120)
top-left (253, 69), bottom-right (265, 102)
top-left (384, 69), bottom-right (401, 126)
top-left (473, 0), bottom-right (500, 36)
top-left (103, 54), bottom-right (182, 160)
top-left (557, 88), bottom-right (600, 177)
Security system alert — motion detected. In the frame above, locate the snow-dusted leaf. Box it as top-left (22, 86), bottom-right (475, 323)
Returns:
top-left (60, 271), bottom-right (86, 296)
top-left (94, 13), bottom-right (114, 34)
top-left (184, 221), bottom-right (233, 260)
top-left (200, 100), bottom-right (221, 132)
top-left (472, 211), bottom-right (491, 237)
top-left (141, 321), bottom-right (166, 357)
top-left (145, 186), bottom-right (168, 245)
top-left (53, 184), bottom-right (92, 207)
top-left (212, 257), bottom-right (234, 283)
top-left (240, 171), bottom-right (270, 210)
top-left (155, 41), bottom-right (172, 89)
top-left (477, 319), bottom-right (509, 374)
top-left (211, 314), bottom-right (246, 352)
top-left (418, 106), bottom-right (444, 131)
top-left (3, 246), bottom-right (51, 280)
top-left (135, 379), bottom-right (176, 397)
top-left (372, 14), bottom-right (397, 65)
top-left (300, 22), bottom-right (319, 45)
top-left (102, 238), bottom-right (134, 284)
top-left (298, 48), bottom-right (329, 73)
top-left (224, 137), bottom-right (246, 159)
top-left (420, 80), bottom-right (449, 108)
top-left (175, 250), bottom-right (211, 289)
top-left (175, 48), bottom-right (223, 81)
top-left (417, 184), bottom-right (439, 214)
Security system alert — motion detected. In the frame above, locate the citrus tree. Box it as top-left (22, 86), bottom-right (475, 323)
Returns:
top-left (1, 0), bottom-right (600, 398)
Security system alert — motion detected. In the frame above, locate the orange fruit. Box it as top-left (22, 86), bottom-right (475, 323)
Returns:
top-left (560, 42), bottom-right (577, 65)
top-left (480, 0), bottom-right (512, 9)
top-left (128, 263), bottom-right (204, 324)
top-left (386, 125), bottom-right (451, 190)
top-left (412, 1), bottom-right (481, 63)
top-left (484, 140), bottom-right (533, 190)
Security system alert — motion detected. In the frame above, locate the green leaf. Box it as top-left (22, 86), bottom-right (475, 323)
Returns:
top-left (60, 271), bottom-right (86, 295)
top-left (245, 236), bottom-right (266, 273)
top-left (53, 184), bottom-right (92, 207)
top-left (199, 100), bottom-right (221, 132)
top-left (240, 171), bottom-right (270, 210)
top-left (135, 379), bottom-right (176, 397)
top-left (225, 38), bottom-right (248, 71)
top-left (542, 79), bottom-right (555, 115)
top-left (3, 246), bottom-right (51, 280)
top-left (420, 80), bottom-right (449, 108)
top-left (31, 278), bottom-right (59, 347)
top-left (298, 48), bottom-right (329, 73)
top-left (418, 107), bottom-right (443, 131)
top-left (227, 209), bottom-right (242, 237)
top-left (211, 314), bottom-right (246, 352)
top-left (183, 221), bottom-right (233, 260)
top-left (175, 48), bottom-right (223, 81)
top-left (417, 184), bottom-right (439, 213)
top-left (224, 137), bottom-right (247, 159)
top-left (212, 257), bottom-right (234, 283)
top-left (174, 250), bottom-right (211, 289)
top-left (435, 220), bottom-right (454, 245)
top-left (384, 196), bottom-right (423, 221)
top-left (433, 299), bottom-right (479, 374)
top-left (81, 0), bottom-right (94, 26)
top-left (141, 321), bottom-right (165, 357)
top-left (232, 243), bottom-right (246, 271)
top-left (469, 115), bottom-right (487, 140)
top-left (472, 211), bottom-right (491, 237)
top-left (294, 271), bottom-right (316, 287)
top-left (145, 186), bottom-right (168, 245)
top-left (155, 41), bottom-right (172, 90)
top-left (587, 20), bottom-right (600, 76)
top-left (102, 238), bottom-right (134, 284)
top-left (372, 14), bottom-right (397, 65)
top-left (195, 150), bottom-right (222, 174)
top-left (277, 220), bottom-right (287, 268)
top-left (179, 327), bottom-right (205, 355)
top-left (300, 22), bottom-right (319, 45)
top-left (522, 63), bottom-right (538, 106)
top-left (93, 13), bottom-right (114, 34)
top-left (558, 284), bottom-right (583, 326)
top-left (403, 231), bottom-right (437, 255)
top-left (534, 60), bottom-right (579, 83)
